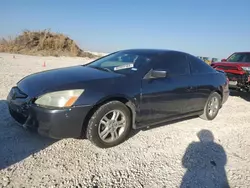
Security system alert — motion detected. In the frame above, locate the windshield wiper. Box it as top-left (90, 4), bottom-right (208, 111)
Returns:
top-left (89, 66), bottom-right (114, 73)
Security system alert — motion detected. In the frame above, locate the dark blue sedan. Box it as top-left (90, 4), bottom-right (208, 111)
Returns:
top-left (7, 49), bottom-right (229, 148)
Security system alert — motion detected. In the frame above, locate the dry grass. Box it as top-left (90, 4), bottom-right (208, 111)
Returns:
top-left (0, 29), bottom-right (100, 58)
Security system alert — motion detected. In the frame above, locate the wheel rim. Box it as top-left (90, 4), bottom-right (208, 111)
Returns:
top-left (207, 96), bottom-right (219, 117)
top-left (98, 110), bottom-right (126, 143)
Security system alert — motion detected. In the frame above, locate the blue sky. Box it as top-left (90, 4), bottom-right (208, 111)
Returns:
top-left (1, 0), bottom-right (250, 58)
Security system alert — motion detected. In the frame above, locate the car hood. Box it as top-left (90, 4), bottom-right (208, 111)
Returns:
top-left (17, 65), bottom-right (123, 97)
top-left (212, 62), bottom-right (250, 67)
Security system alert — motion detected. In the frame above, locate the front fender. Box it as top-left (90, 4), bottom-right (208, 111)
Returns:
top-left (93, 94), bottom-right (139, 129)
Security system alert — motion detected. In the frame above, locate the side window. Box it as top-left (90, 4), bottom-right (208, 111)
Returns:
top-left (188, 55), bottom-right (215, 74)
top-left (153, 53), bottom-right (190, 75)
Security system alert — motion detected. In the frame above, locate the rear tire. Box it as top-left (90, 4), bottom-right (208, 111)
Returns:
top-left (200, 92), bottom-right (222, 120)
top-left (86, 101), bottom-right (132, 148)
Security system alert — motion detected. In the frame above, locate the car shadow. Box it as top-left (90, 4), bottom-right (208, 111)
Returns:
top-left (180, 129), bottom-right (230, 188)
top-left (0, 100), bottom-right (56, 170)
top-left (230, 89), bottom-right (250, 102)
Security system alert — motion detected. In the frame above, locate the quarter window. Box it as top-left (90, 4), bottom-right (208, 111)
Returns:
top-left (188, 55), bottom-right (215, 74)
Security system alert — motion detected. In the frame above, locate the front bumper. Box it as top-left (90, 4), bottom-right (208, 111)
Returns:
top-left (7, 87), bottom-right (92, 139)
top-left (226, 72), bottom-right (250, 89)
top-left (222, 89), bottom-right (229, 105)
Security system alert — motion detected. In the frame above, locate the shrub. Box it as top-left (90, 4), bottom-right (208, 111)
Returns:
top-left (0, 29), bottom-right (101, 58)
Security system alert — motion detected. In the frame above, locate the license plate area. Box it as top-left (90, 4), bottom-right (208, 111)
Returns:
top-left (229, 81), bottom-right (237, 85)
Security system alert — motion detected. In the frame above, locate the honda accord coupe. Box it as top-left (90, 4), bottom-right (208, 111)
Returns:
top-left (7, 49), bottom-right (229, 148)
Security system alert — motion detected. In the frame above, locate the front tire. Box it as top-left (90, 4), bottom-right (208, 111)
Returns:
top-left (200, 92), bottom-right (222, 120)
top-left (86, 101), bottom-right (132, 148)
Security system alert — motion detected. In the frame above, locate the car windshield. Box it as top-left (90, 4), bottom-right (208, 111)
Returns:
top-left (85, 51), bottom-right (154, 74)
top-left (227, 53), bottom-right (250, 63)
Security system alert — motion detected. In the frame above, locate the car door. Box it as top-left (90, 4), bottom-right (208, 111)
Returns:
top-left (137, 52), bottom-right (193, 127)
top-left (182, 54), bottom-right (215, 113)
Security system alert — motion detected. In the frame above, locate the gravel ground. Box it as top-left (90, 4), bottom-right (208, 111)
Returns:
top-left (0, 53), bottom-right (250, 188)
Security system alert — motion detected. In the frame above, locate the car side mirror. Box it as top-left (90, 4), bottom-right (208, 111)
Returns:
top-left (151, 69), bottom-right (167, 78)
top-left (221, 58), bottom-right (227, 62)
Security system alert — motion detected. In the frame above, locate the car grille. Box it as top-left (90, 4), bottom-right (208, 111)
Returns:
top-left (226, 72), bottom-right (249, 84)
top-left (8, 87), bottom-right (27, 100)
top-left (7, 87), bottom-right (30, 124)
top-left (9, 106), bottom-right (27, 124)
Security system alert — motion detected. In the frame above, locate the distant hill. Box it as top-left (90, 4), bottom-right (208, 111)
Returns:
top-left (0, 29), bottom-right (102, 58)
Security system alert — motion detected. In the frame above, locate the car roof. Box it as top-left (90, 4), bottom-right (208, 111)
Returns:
top-left (233, 52), bottom-right (250, 54)
top-left (118, 48), bottom-right (184, 55)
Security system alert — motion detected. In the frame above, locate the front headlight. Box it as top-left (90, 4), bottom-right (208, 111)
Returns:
top-left (35, 89), bottom-right (84, 108)
top-left (242, 67), bottom-right (250, 72)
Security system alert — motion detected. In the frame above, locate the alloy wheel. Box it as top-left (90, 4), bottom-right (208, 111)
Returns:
top-left (207, 96), bottom-right (219, 117)
top-left (98, 110), bottom-right (126, 143)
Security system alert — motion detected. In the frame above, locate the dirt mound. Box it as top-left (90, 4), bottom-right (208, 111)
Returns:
top-left (0, 29), bottom-right (99, 58)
